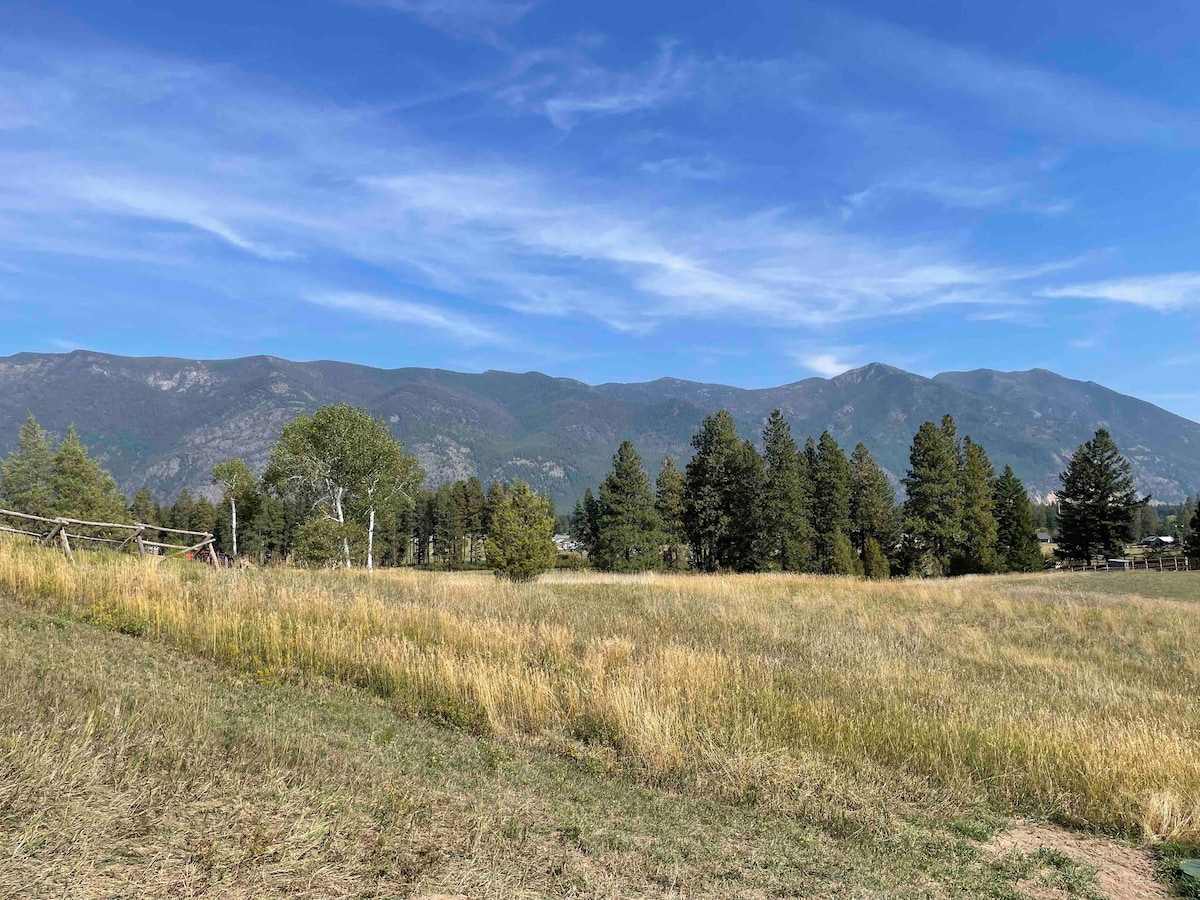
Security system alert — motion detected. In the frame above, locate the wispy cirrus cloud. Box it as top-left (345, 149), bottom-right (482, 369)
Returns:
top-left (809, 8), bottom-right (1199, 146)
top-left (843, 169), bottom-right (1071, 218)
top-left (307, 291), bottom-right (504, 344)
top-left (639, 154), bottom-right (729, 181)
top-left (0, 34), bottom-right (1100, 348)
top-left (1041, 273), bottom-right (1200, 311)
top-left (494, 40), bottom-right (695, 128)
top-left (347, 0), bottom-right (535, 38)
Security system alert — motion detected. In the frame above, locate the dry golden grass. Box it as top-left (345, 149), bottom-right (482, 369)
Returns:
top-left (2, 538), bottom-right (1198, 849)
top-left (9, 595), bottom-right (1129, 899)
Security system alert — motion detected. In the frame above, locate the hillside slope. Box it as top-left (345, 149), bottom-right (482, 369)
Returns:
top-left (0, 351), bottom-right (1196, 505)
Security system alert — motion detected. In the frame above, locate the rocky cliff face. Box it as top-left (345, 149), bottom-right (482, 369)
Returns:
top-left (2, 351), bottom-right (1197, 507)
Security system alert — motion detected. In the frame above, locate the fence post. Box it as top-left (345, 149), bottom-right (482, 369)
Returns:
top-left (58, 523), bottom-right (75, 564)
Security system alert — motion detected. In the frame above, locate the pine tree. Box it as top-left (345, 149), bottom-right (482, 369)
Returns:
top-left (761, 410), bottom-right (812, 572)
top-left (862, 536), bottom-right (890, 579)
top-left (811, 431), bottom-right (853, 573)
top-left (128, 487), bottom-right (160, 546)
top-left (487, 480), bottom-right (556, 582)
top-left (243, 494), bottom-right (288, 563)
top-left (683, 410), bottom-right (742, 572)
top-left (993, 465), bottom-right (1044, 572)
top-left (682, 411), bottom-right (765, 572)
top-left (129, 487), bottom-right (156, 524)
top-left (483, 479), bottom-right (507, 534)
top-left (461, 477), bottom-right (486, 562)
top-left (190, 496), bottom-right (217, 536)
top-left (571, 487), bottom-right (601, 556)
top-left (49, 425), bottom-right (128, 522)
top-left (848, 442), bottom-right (897, 562)
top-left (1182, 495), bottom-right (1198, 555)
top-left (0, 413), bottom-right (55, 517)
top-left (592, 441), bottom-right (665, 572)
top-left (828, 529), bottom-right (862, 576)
top-left (655, 456), bottom-right (687, 569)
top-left (953, 437), bottom-right (999, 574)
top-left (1186, 501), bottom-right (1200, 559)
top-left (170, 490), bottom-right (196, 532)
top-left (727, 439), bottom-right (767, 572)
top-left (902, 420), bottom-right (963, 576)
top-left (1057, 429), bottom-right (1143, 561)
top-left (1133, 504), bottom-right (1159, 543)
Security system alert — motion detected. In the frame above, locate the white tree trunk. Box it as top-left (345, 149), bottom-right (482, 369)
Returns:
top-left (367, 506), bottom-right (375, 573)
top-left (230, 497), bottom-right (238, 558)
top-left (334, 487), bottom-right (352, 568)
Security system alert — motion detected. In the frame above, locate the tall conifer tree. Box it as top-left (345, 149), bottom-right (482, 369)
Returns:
top-left (655, 456), bottom-right (687, 569)
top-left (49, 425), bottom-right (128, 522)
top-left (592, 441), bottom-right (665, 572)
top-left (682, 410), bottom-right (765, 572)
top-left (683, 411), bottom-right (741, 572)
top-left (1186, 501), bottom-right (1200, 559)
top-left (811, 431), bottom-right (852, 573)
top-left (0, 413), bottom-right (55, 517)
top-left (1056, 428), bottom-right (1143, 561)
top-left (727, 438), bottom-right (767, 572)
top-left (954, 437), bottom-right (999, 574)
top-left (761, 410), bottom-right (812, 571)
top-left (902, 420), bottom-right (963, 575)
top-left (848, 442), bottom-right (897, 560)
top-left (993, 465), bottom-right (1044, 572)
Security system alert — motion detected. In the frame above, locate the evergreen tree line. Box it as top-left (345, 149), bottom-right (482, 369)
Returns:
top-left (4, 407), bottom-right (1199, 571)
top-left (570, 411), bottom-right (1177, 575)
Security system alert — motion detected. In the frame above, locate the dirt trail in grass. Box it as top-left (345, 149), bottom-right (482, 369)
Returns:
top-left (987, 821), bottom-right (1168, 900)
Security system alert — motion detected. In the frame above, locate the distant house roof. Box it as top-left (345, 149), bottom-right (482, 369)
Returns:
top-left (1036, 531), bottom-right (1052, 542)
top-left (1140, 535), bottom-right (1176, 546)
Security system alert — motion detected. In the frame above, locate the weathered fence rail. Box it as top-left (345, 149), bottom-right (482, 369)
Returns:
top-left (0, 508), bottom-right (217, 565)
top-left (1056, 555), bottom-right (1192, 573)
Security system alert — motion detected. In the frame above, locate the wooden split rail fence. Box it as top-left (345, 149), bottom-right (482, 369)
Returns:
top-left (1057, 555), bottom-right (1192, 573)
top-left (0, 508), bottom-right (218, 565)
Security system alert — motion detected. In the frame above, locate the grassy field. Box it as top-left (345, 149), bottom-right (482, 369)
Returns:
top-left (1, 539), bottom-right (1198, 897)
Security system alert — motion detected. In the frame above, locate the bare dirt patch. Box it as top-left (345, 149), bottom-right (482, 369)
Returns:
top-left (987, 821), bottom-right (1168, 900)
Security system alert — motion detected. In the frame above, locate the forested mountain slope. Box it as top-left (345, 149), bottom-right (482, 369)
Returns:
top-left (1, 351), bottom-right (1197, 506)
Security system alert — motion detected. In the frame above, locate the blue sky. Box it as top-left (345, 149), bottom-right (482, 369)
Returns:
top-left (1, 0), bottom-right (1199, 419)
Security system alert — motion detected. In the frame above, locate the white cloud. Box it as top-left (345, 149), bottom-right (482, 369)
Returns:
top-left (307, 292), bottom-right (504, 344)
top-left (797, 348), bottom-right (861, 378)
top-left (1041, 273), bottom-right (1200, 311)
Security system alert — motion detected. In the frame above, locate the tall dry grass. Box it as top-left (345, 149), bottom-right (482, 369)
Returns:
top-left (2, 538), bottom-right (1197, 842)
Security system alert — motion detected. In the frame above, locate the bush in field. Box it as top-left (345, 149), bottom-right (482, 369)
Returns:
top-left (486, 480), bottom-right (556, 582)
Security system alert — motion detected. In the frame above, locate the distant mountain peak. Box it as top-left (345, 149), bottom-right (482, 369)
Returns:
top-left (1, 351), bottom-right (1197, 505)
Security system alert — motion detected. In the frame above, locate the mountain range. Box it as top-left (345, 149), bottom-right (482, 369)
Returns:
top-left (1, 351), bottom-right (1197, 508)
